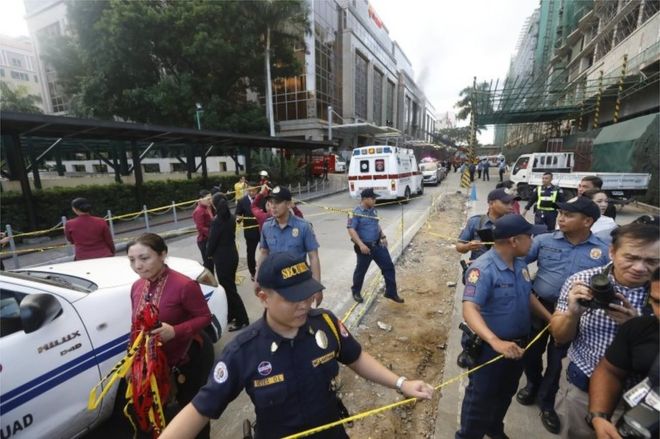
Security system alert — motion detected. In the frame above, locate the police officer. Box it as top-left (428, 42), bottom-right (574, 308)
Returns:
top-left (347, 188), bottom-right (404, 304)
top-left (456, 214), bottom-right (552, 439)
top-left (257, 185), bottom-right (321, 303)
top-left (159, 252), bottom-right (434, 439)
top-left (455, 188), bottom-right (517, 368)
top-left (515, 196), bottom-right (609, 434)
top-left (456, 188), bottom-right (517, 262)
top-left (523, 172), bottom-right (564, 230)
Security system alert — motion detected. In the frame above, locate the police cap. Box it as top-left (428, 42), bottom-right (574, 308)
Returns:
top-left (553, 196), bottom-right (600, 221)
top-left (360, 188), bottom-right (380, 199)
top-left (267, 186), bottom-right (292, 202)
top-left (492, 214), bottom-right (547, 239)
top-left (257, 252), bottom-right (325, 301)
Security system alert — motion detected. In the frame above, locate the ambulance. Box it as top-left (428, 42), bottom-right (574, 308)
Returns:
top-left (348, 145), bottom-right (423, 200)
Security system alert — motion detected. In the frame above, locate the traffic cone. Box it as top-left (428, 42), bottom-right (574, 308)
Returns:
top-left (470, 183), bottom-right (477, 201)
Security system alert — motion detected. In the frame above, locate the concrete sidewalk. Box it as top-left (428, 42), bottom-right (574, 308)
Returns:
top-left (433, 174), bottom-right (556, 439)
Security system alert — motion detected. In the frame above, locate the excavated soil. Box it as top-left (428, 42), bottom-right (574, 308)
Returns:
top-left (337, 192), bottom-right (466, 439)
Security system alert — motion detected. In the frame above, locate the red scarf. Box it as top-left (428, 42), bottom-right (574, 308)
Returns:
top-left (127, 269), bottom-right (171, 437)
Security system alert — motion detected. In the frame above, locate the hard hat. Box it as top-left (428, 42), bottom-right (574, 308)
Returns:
top-left (259, 170), bottom-right (269, 177)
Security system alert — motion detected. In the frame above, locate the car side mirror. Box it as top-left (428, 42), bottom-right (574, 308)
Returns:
top-left (20, 294), bottom-right (63, 334)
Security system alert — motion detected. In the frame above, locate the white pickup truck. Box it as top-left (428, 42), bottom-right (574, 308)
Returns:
top-left (509, 152), bottom-right (651, 201)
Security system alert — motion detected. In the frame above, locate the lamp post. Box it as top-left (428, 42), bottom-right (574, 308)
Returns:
top-left (195, 102), bottom-right (203, 130)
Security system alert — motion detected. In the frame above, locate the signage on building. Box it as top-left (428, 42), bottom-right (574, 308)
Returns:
top-left (368, 3), bottom-right (384, 29)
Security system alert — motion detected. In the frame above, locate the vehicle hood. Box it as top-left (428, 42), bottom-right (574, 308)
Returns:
top-left (15, 256), bottom-right (204, 290)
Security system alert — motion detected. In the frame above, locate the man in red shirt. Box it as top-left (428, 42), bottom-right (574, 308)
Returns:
top-left (64, 197), bottom-right (115, 261)
top-left (192, 190), bottom-right (215, 274)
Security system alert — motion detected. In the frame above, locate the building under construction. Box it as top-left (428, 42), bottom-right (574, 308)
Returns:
top-left (482, 0), bottom-right (658, 203)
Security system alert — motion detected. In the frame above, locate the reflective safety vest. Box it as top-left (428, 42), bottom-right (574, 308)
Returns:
top-left (537, 185), bottom-right (558, 211)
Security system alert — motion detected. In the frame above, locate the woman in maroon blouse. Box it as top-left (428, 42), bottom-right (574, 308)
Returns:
top-left (64, 197), bottom-right (115, 261)
top-left (127, 233), bottom-right (213, 438)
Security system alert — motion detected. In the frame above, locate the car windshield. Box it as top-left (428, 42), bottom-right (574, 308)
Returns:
top-left (420, 163), bottom-right (437, 171)
top-left (15, 271), bottom-right (98, 292)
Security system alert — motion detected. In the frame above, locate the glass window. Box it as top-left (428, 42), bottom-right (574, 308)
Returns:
top-left (219, 161), bottom-right (227, 172)
top-left (142, 164), bottom-right (159, 173)
top-left (359, 159), bottom-right (369, 173)
top-left (373, 69), bottom-right (383, 125)
top-left (73, 164), bottom-right (86, 172)
top-left (375, 159), bottom-right (385, 172)
top-left (385, 80), bottom-right (395, 126)
top-left (93, 164), bottom-right (108, 173)
top-left (354, 52), bottom-right (368, 119)
top-left (513, 157), bottom-right (529, 174)
top-left (0, 290), bottom-right (26, 337)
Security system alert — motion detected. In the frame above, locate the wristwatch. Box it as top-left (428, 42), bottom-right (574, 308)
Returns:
top-left (585, 412), bottom-right (610, 429)
top-left (395, 376), bottom-right (407, 394)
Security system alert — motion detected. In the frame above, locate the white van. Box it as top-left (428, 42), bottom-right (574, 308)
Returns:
top-left (348, 146), bottom-right (423, 200)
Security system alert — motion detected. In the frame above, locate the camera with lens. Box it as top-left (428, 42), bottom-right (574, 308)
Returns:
top-left (579, 272), bottom-right (618, 309)
top-left (458, 322), bottom-right (483, 367)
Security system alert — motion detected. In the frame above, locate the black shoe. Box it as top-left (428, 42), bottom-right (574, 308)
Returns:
top-left (487, 433), bottom-right (510, 439)
top-left (516, 386), bottom-right (537, 406)
top-left (540, 409), bottom-right (560, 434)
top-left (457, 351), bottom-right (474, 369)
top-left (352, 293), bottom-right (364, 303)
top-left (228, 321), bottom-right (249, 332)
top-left (384, 294), bottom-right (404, 303)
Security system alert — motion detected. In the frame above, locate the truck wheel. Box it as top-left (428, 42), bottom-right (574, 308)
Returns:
top-left (404, 186), bottom-right (411, 202)
top-left (518, 184), bottom-right (532, 200)
top-left (418, 184), bottom-right (424, 195)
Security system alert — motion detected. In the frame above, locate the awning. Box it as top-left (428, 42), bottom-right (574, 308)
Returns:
top-left (331, 122), bottom-right (400, 137)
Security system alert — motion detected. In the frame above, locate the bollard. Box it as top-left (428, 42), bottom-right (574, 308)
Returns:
top-left (143, 205), bottom-right (150, 231)
top-left (307, 181), bottom-right (310, 193)
top-left (298, 182), bottom-right (302, 196)
top-left (107, 210), bottom-right (115, 242)
top-left (315, 180), bottom-right (318, 192)
top-left (62, 216), bottom-right (74, 257)
top-left (5, 225), bottom-right (19, 269)
top-left (322, 180), bottom-right (326, 191)
top-left (172, 201), bottom-right (178, 224)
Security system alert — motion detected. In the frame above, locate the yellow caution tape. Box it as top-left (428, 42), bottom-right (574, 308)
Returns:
top-left (283, 325), bottom-right (550, 439)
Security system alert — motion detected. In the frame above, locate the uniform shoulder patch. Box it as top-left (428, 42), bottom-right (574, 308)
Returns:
top-left (213, 361), bottom-right (229, 384)
top-left (467, 268), bottom-right (480, 285)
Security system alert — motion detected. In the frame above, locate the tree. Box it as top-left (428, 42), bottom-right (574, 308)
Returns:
top-left (44, 0), bottom-right (308, 133)
top-left (454, 81), bottom-right (492, 133)
top-left (434, 127), bottom-right (472, 146)
top-left (0, 82), bottom-right (43, 113)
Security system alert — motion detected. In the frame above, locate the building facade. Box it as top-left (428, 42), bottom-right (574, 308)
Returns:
top-left (0, 34), bottom-right (46, 111)
top-left (23, 0), bottom-right (69, 114)
top-left (274, 0), bottom-right (437, 149)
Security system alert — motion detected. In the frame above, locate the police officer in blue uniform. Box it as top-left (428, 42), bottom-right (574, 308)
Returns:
top-left (455, 188), bottom-right (517, 369)
top-left (457, 215), bottom-right (552, 439)
top-left (456, 188), bottom-right (517, 262)
top-left (347, 188), bottom-right (404, 304)
top-left (523, 172), bottom-right (564, 230)
top-left (159, 252), bottom-right (434, 439)
top-left (515, 196), bottom-right (609, 433)
top-left (258, 185), bottom-right (322, 303)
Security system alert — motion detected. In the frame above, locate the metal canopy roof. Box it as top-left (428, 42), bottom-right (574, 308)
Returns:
top-left (0, 111), bottom-right (333, 149)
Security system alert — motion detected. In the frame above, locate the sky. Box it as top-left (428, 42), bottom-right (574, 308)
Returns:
top-left (0, 0), bottom-right (538, 143)
top-left (371, 0), bottom-right (539, 143)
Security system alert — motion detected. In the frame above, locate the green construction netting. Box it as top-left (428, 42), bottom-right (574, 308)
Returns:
top-left (591, 113), bottom-right (659, 172)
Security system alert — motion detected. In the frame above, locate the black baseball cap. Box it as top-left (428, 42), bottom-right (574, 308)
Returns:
top-left (361, 188), bottom-right (380, 199)
top-left (554, 196), bottom-right (600, 221)
top-left (267, 186), bottom-right (292, 202)
top-left (487, 188), bottom-right (517, 203)
top-left (256, 252), bottom-right (325, 301)
top-left (492, 214), bottom-right (547, 239)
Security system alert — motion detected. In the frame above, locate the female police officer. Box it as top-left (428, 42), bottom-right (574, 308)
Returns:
top-left (160, 252), bottom-right (434, 439)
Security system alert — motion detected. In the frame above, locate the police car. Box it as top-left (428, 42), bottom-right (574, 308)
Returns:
top-left (0, 256), bottom-right (228, 439)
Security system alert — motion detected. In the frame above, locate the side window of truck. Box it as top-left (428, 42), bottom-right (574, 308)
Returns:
top-left (375, 159), bottom-right (385, 172)
top-left (512, 157), bottom-right (529, 175)
top-left (0, 289), bottom-right (27, 337)
top-left (359, 160), bottom-right (369, 173)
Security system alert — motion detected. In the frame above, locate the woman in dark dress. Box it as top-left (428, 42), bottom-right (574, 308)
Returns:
top-left (207, 194), bottom-right (249, 331)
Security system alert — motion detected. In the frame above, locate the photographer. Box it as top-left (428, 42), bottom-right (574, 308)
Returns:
top-left (587, 268), bottom-right (659, 439)
top-left (550, 223), bottom-right (660, 439)
top-left (516, 197), bottom-right (609, 434)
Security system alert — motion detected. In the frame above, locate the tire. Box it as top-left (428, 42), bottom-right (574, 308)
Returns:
top-left (518, 184), bottom-right (532, 200)
top-left (418, 183), bottom-right (424, 196)
top-left (404, 186), bottom-right (411, 203)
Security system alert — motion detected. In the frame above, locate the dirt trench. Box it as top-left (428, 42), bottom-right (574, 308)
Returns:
top-left (336, 192), bottom-right (466, 438)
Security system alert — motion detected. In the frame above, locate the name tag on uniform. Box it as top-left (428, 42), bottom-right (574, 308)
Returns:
top-left (496, 283), bottom-right (514, 288)
top-left (253, 373), bottom-right (285, 388)
top-left (311, 351), bottom-right (335, 367)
